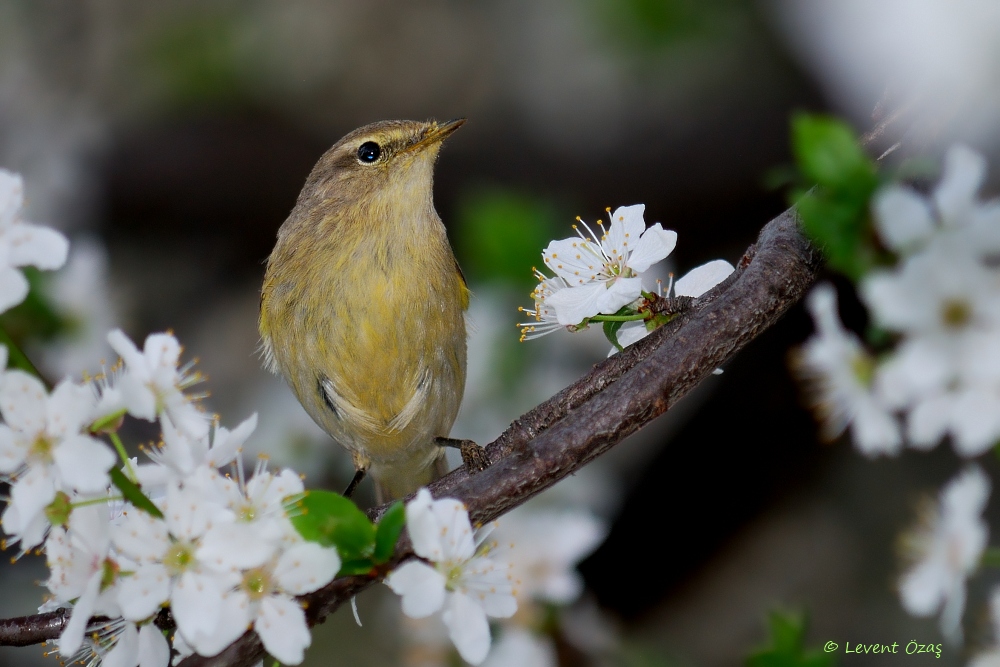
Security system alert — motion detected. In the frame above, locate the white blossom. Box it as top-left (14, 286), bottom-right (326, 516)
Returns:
top-left (541, 205), bottom-right (677, 326)
top-left (45, 504), bottom-right (123, 657)
top-left (970, 589), bottom-right (1000, 667)
top-left (107, 329), bottom-right (210, 440)
top-left (210, 541), bottom-right (340, 664)
top-left (0, 371), bottom-right (115, 550)
top-left (110, 478), bottom-right (239, 652)
top-left (195, 462), bottom-right (304, 569)
top-left (481, 629), bottom-right (556, 667)
top-left (795, 284), bottom-right (902, 455)
top-left (386, 489), bottom-right (517, 665)
top-left (493, 507), bottom-right (605, 605)
top-left (899, 466), bottom-right (989, 643)
top-left (136, 413), bottom-right (258, 490)
top-left (51, 616), bottom-right (168, 667)
top-left (0, 169), bottom-right (69, 313)
top-left (853, 144), bottom-right (1000, 456)
top-left (517, 273), bottom-right (571, 341)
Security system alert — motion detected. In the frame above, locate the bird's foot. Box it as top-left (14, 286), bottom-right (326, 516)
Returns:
top-left (436, 437), bottom-right (489, 475)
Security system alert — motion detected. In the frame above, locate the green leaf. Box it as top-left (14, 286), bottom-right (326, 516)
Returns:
top-left (791, 114), bottom-right (875, 191)
top-left (746, 610), bottom-right (835, 667)
top-left (110, 468), bottom-right (164, 519)
top-left (788, 114), bottom-right (881, 281)
top-left (287, 490), bottom-right (376, 562)
top-left (374, 501), bottom-right (406, 563)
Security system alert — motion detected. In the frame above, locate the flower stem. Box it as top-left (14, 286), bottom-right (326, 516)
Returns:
top-left (109, 431), bottom-right (138, 482)
top-left (0, 324), bottom-right (47, 387)
top-left (588, 314), bottom-right (647, 322)
top-left (71, 495), bottom-right (124, 509)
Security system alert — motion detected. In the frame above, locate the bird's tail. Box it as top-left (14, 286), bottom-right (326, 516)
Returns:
top-left (373, 450), bottom-right (449, 504)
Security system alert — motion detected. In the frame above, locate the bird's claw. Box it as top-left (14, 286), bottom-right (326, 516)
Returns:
top-left (435, 437), bottom-right (489, 475)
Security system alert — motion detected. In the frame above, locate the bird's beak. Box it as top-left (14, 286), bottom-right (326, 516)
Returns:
top-left (407, 118), bottom-right (466, 152)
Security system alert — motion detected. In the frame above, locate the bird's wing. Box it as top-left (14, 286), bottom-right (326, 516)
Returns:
top-left (319, 375), bottom-right (381, 434)
top-left (387, 366), bottom-right (432, 433)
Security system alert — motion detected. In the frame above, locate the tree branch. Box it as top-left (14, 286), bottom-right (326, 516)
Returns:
top-left (0, 207), bottom-right (821, 666)
top-left (0, 609), bottom-right (69, 647)
top-left (176, 206), bottom-right (821, 667)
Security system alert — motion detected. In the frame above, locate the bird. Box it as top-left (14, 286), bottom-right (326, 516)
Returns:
top-left (259, 118), bottom-right (483, 503)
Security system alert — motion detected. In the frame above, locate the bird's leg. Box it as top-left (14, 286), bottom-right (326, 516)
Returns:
top-left (435, 437), bottom-right (489, 474)
top-left (342, 468), bottom-right (366, 498)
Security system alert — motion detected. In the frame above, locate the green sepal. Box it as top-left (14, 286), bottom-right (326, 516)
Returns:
top-left (286, 490), bottom-right (377, 562)
top-left (90, 408), bottom-right (128, 435)
top-left (603, 319), bottom-right (625, 352)
top-left (337, 559), bottom-right (377, 576)
top-left (373, 501), bottom-right (406, 563)
top-left (44, 492), bottom-right (73, 528)
top-left (110, 468), bottom-right (164, 519)
top-left (602, 305), bottom-right (639, 351)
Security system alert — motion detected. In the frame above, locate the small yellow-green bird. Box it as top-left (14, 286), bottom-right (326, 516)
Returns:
top-left (259, 119), bottom-right (474, 502)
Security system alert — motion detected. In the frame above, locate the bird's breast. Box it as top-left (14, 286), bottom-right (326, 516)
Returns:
top-left (262, 217), bottom-right (467, 464)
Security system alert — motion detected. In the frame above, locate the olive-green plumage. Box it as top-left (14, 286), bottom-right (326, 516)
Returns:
top-left (259, 119), bottom-right (469, 502)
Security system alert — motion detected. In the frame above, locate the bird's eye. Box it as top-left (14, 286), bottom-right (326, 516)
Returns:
top-left (357, 141), bottom-right (381, 163)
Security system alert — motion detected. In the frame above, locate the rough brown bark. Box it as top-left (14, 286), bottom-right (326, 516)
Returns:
top-left (0, 207), bottom-right (822, 667)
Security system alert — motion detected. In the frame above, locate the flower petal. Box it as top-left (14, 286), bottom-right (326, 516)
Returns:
top-left (442, 591), bottom-right (492, 665)
top-left (935, 144), bottom-right (986, 226)
top-left (274, 542), bottom-right (340, 595)
top-left (541, 238), bottom-right (604, 286)
top-left (255, 595), bottom-right (312, 665)
top-left (674, 260), bottom-right (734, 298)
top-left (8, 465), bottom-right (57, 533)
top-left (172, 571), bottom-right (224, 643)
top-left (602, 205), bottom-right (647, 264)
top-left (0, 424), bottom-right (26, 473)
top-left (0, 266), bottom-right (28, 312)
top-left (0, 369), bottom-right (48, 435)
top-left (0, 170), bottom-right (24, 229)
top-left (547, 277), bottom-right (642, 326)
top-left (625, 223), bottom-right (676, 273)
top-left (103, 621), bottom-right (138, 667)
top-left (406, 488), bottom-right (444, 560)
top-left (117, 564), bottom-right (171, 621)
top-left (138, 622), bottom-right (171, 667)
top-left (873, 186), bottom-right (935, 251)
top-left (53, 435), bottom-right (114, 493)
top-left (186, 590), bottom-right (251, 658)
top-left (6, 223), bottom-right (69, 270)
top-left (206, 413), bottom-right (257, 468)
top-left (47, 380), bottom-right (96, 437)
top-left (58, 569), bottom-right (103, 657)
top-left (386, 561), bottom-right (446, 618)
top-left (614, 321), bottom-right (650, 350)
top-left (197, 521), bottom-right (278, 571)
top-left (112, 506), bottom-right (170, 562)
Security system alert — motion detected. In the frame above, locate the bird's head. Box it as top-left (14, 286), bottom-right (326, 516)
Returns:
top-left (299, 118), bottom-right (465, 223)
